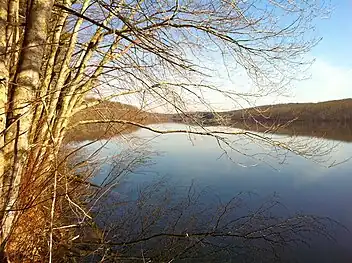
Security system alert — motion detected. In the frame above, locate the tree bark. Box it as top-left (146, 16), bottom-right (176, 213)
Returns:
top-left (0, 0), bottom-right (9, 244)
top-left (1, 0), bottom-right (54, 250)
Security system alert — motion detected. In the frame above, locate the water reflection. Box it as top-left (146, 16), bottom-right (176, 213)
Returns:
top-left (65, 119), bottom-right (352, 143)
top-left (230, 121), bottom-right (352, 142)
top-left (72, 123), bottom-right (352, 262)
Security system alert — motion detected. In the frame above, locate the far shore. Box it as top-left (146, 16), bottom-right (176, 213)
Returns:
top-left (65, 98), bottom-right (352, 143)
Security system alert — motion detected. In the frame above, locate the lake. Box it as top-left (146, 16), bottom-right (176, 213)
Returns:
top-left (75, 123), bottom-right (352, 262)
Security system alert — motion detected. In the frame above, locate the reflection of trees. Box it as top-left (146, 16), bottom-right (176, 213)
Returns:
top-left (47, 120), bottom-right (348, 263)
top-left (70, 180), bottom-right (339, 263)
top-left (56, 139), bottom-right (342, 262)
top-left (172, 114), bottom-right (352, 143)
top-left (216, 121), bottom-right (352, 143)
top-left (244, 121), bottom-right (352, 143)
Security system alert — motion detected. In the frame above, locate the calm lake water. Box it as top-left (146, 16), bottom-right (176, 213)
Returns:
top-left (77, 123), bottom-right (352, 262)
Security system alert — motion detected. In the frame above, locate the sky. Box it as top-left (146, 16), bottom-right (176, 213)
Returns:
top-left (207, 0), bottom-right (352, 110)
top-left (112, 0), bottom-right (352, 112)
top-left (291, 0), bottom-right (352, 103)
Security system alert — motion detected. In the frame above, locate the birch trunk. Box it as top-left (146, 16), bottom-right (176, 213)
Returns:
top-left (0, 0), bottom-right (9, 243)
top-left (0, 0), bottom-right (54, 250)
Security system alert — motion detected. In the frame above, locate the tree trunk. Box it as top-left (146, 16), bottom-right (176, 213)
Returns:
top-left (0, 0), bottom-right (54, 252)
top-left (0, 0), bottom-right (9, 244)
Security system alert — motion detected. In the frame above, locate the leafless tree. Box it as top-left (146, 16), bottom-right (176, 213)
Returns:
top-left (0, 0), bottom-right (332, 261)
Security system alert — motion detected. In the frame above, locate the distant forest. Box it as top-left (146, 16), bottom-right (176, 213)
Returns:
top-left (171, 99), bottom-right (352, 125)
top-left (170, 99), bottom-right (352, 142)
top-left (66, 98), bottom-right (352, 142)
top-left (65, 99), bottom-right (168, 142)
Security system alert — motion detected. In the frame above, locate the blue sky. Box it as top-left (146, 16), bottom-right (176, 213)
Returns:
top-left (312, 0), bottom-right (352, 68)
top-left (289, 0), bottom-right (352, 105)
top-left (115, 1), bottom-right (352, 112)
top-left (207, 0), bottom-right (352, 111)
top-left (181, 0), bottom-right (352, 111)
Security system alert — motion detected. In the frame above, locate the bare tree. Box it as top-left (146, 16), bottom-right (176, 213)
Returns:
top-left (0, 0), bottom-right (330, 261)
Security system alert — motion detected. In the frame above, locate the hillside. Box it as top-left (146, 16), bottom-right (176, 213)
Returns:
top-left (170, 99), bottom-right (352, 141)
top-left (171, 99), bottom-right (352, 125)
top-left (65, 98), bottom-right (352, 143)
top-left (64, 99), bottom-right (168, 142)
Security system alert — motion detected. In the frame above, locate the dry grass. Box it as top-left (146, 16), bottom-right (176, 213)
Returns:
top-left (2, 99), bottom-right (167, 262)
top-left (4, 146), bottom-right (101, 262)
